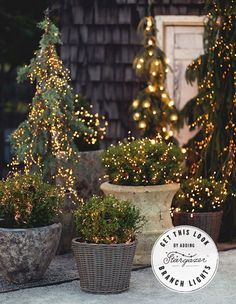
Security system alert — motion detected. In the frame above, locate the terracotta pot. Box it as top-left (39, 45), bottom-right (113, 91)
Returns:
top-left (172, 211), bottom-right (223, 243)
top-left (0, 223), bottom-right (62, 284)
top-left (100, 182), bottom-right (179, 265)
top-left (72, 238), bottom-right (137, 293)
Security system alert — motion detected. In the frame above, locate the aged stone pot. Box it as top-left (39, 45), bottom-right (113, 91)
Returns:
top-left (57, 150), bottom-right (106, 254)
top-left (0, 223), bottom-right (62, 284)
top-left (76, 150), bottom-right (106, 199)
top-left (100, 182), bottom-right (179, 265)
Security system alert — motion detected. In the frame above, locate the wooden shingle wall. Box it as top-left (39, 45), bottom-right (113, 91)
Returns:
top-left (60, 0), bottom-right (204, 147)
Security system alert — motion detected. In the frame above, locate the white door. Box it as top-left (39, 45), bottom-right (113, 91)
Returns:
top-left (156, 16), bottom-right (205, 145)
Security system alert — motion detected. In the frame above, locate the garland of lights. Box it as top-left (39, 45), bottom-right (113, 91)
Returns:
top-left (131, 14), bottom-right (178, 139)
top-left (10, 15), bottom-right (107, 200)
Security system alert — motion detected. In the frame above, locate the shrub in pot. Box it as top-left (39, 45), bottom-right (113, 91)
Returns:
top-left (100, 138), bottom-right (183, 264)
top-left (0, 174), bottom-right (62, 284)
top-left (172, 176), bottom-right (227, 243)
top-left (72, 195), bottom-right (145, 293)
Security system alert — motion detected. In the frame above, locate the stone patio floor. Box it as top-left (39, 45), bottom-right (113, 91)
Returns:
top-left (1, 250), bottom-right (236, 304)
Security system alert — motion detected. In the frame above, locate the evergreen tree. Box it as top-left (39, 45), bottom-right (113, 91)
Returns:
top-left (10, 15), bottom-right (106, 198)
top-left (131, 14), bottom-right (178, 140)
top-left (181, 1), bottom-right (236, 238)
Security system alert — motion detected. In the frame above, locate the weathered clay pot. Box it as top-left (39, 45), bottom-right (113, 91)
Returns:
top-left (72, 238), bottom-right (137, 293)
top-left (0, 223), bottom-right (62, 284)
top-left (57, 150), bottom-right (106, 254)
top-left (56, 193), bottom-right (77, 255)
top-left (100, 182), bottom-right (179, 265)
top-left (172, 211), bottom-right (223, 243)
top-left (76, 150), bottom-right (106, 199)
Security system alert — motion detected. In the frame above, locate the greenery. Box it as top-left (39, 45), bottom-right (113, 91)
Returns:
top-left (179, 1), bottom-right (235, 238)
top-left (74, 195), bottom-right (146, 244)
top-left (180, 2), bottom-right (235, 186)
top-left (131, 13), bottom-right (178, 139)
top-left (9, 16), bottom-right (106, 199)
top-left (0, 174), bottom-right (62, 228)
top-left (102, 138), bottom-right (183, 186)
top-left (173, 177), bottom-right (228, 213)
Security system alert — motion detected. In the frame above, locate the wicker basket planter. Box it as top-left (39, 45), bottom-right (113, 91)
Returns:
top-left (72, 238), bottom-right (137, 293)
top-left (0, 223), bottom-right (62, 284)
top-left (172, 211), bottom-right (223, 243)
top-left (100, 182), bottom-right (179, 264)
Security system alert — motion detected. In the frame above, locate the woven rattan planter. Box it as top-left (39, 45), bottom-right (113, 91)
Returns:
top-left (72, 238), bottom-right (137, 293)
top-left (172, 211), bottom-right (223, 243)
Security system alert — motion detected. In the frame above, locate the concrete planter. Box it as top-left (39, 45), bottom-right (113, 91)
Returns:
top-left (100, 182), bottom-right (179, 265)
top-left (0, 223), bottom-right (62, 284)
top-left (172, 211), bottom-right (223, 243)
top-left (72, 238), bottom-right (137, 293)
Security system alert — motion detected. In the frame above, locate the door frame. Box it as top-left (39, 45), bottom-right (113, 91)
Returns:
top-left (155, 15), bottom-right (205, 50)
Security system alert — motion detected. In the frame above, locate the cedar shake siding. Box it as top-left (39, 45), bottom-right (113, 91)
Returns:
top-left (59, 0), bottom-right (204, 147)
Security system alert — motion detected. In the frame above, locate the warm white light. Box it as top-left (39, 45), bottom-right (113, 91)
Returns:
top-left (132, 99), bottom-right (139, 108)
top-left (148, 39), bottom-right (153, 46)
top-left (143, 100), bottom-right (151, 108)
top-left (148, 85), bottom-right (156, 92)
top-left (133, 112), bottom-right (140, 121)
top-left (162, 93), bottom-right (168, 99)
top-left (137, 63), bottom-right (142, 69)
top-left (139, 121), bottom-right (147, 129)
top-left (170, 114), bottom-right (178, 121)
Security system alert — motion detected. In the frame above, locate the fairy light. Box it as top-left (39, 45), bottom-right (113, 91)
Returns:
top-left (139, 121), bottom-right (147, 129)
top-left (143, 100), bottom-right (151, 108)
top-left (133, 112), bottom-right (140, 120)
top-left (170, 114), bottom-right (178, 121)
top-left (132, 99), bottom-right (139, 108)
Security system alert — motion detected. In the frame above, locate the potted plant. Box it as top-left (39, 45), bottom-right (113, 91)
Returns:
top-left (172, 176), bottom-right (228, 243)
top-left (100, 138), bottom-right (183, 264)
top-left (0, 174), bottom-right (62, 284)
top-left (72, 195), bottom-right (145, 293)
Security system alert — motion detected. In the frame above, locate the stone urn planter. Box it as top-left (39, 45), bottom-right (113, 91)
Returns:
top-left (100, 182), bottom-right (180, 265)
top-left (172, 211), bottom-right (223, 243)
top-left (0, 223), bottom-right (62, 284)
top-left (72, 239), bottom-right (137, 293)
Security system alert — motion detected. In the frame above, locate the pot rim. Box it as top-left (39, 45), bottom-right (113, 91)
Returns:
top-left (0, 222), bottom-right (62, 232)
top-left (101, 181), bottom-right (180, 192)
top-left (72, 238), bottom-right (137, 247)
top-left (172, 210), bottom-right (223, 215)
